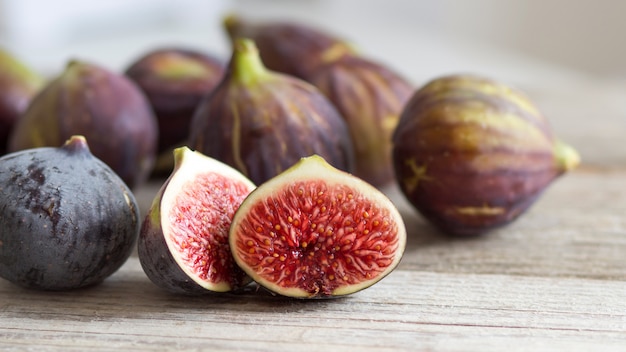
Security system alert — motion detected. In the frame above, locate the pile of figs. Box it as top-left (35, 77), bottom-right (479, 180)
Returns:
top-left (0, 13), bottom-right (579, 296)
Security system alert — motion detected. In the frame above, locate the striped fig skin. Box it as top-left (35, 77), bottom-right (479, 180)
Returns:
top-left (309, 55), bottom-right (413, 186)
top-left (223, 15), bottom-right (355, 81)
top-left (188, 39), bottom-right (354, 186)
top-left (392, 74), bottom-right (579, 236)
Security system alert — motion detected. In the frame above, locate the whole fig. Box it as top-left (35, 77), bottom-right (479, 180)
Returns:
top-left (125, 48), bottom-right (225, 160)
top-left (0, 135), bottom-right (139, 290)
top-left (223, 15), bottom-right (355, 81)
top-left (188, 38), bottom-right (354, 185)
top-left (0, 49), bottom-right (45, 155)
top-left (308, 55), bottom-right (413, 186)
top-left (8, 60), bottom-right (158, 188)
top-left (392, 74), bottom-right (580, 236)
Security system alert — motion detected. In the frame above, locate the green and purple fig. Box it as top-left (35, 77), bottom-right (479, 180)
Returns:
top-left (309, 55), bottom-right (413, 186)
top-left (0, 135), bottom-right (139, 290)
top-left (125, 48), bottom-right (226, 173)
top-left (223, 15), bottom-right (355, 81)
top-left (392, 74), bottom-right (580, 236)
top-left (188, 38), bottom-right (354, 185)
top-left (0, 49), bottom-right (45, 155)
top-left (8, 60), bottom-right (158, 188)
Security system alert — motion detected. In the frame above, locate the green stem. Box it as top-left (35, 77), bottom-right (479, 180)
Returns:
top-left (230, 38), bottom-right (270, 86)
top-left (553, 139), bottom-right (580, 172)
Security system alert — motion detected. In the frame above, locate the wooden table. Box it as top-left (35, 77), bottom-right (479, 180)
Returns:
top-left (2, 9), bottom-right (626, 352)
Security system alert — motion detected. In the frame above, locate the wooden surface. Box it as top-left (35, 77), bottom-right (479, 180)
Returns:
top-left (3, 7), bottom-right (626, 352)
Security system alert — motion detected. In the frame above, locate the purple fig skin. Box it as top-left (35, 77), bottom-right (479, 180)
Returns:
top-left (8, 60), bottom-right (158, 189)
top-left (188, 39), bottom-right (355, 186)
top-left (0, 136), bottom-right (139, 290)
top-left (309, 55), bottom-right (414, 187)
top-left (0, 50), bottom-right (45, 155)
top-left (223, 15), bottom-right (355, 81)
top-left (392, 74), bottom-right (580, 236)
top-left (125, 48), bottom-right (226, 155)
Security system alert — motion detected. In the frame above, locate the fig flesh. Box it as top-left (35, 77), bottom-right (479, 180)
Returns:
top-left (125, 48), bottom-right (226, 160)
top-left (0, 135), bottom-right (139, 290)
top-left (392, 74), bottom-right (580, 236)
top-left (138, 146), bottom-right (255, 294)
top-left (188, 38), bottom-right (354, 185)
top-left (308, 55), bottom-right (414, 186)
top-left (8, 60), bottom-right (158, 189)
top-left (229, 155), bottom-right (407, 299)
top-left (0, 49), bottom-right (45, 155)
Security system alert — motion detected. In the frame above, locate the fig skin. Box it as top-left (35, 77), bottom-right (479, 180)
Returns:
top-left (229, 155), bottom-right (407, 299)
top-left (8, 60), bottom-right (158, 189)
top-left (0, 135), bottom-right (140, 290)
top-left (125, 48), bottom-right (226, 159)
top-left (138, 146), bottom-right (255, 295)
top-left (0, 49), bottom-right (45, 155)
top-left (308, 55), bottom-right (414, 186)
top-left (188, 38), bottom-right (354, 186)
top-left (392, 74), bottom-right (580, 236)
top-left (223, 14), bottom-right (355, 81)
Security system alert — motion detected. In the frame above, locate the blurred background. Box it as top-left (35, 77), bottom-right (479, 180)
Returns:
top-left (0, 0), bottom-right (624, 84)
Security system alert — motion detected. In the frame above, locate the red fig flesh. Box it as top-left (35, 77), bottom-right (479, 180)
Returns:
top-left (229, 155), bottom-right (406, 298)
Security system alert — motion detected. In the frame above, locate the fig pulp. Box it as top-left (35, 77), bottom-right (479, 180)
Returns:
top-left (0, 135), bottom-right (139, 290)
top-left (309, 55), bottom-right (414, 186)
top-left (188, 39), bottom-right (354, 186)
top-left (138, 146), bottom-right (255, 294)
top-left (0, 49), bottom-right (45, 155)
top-left (125, 48), bottom-right (226, 162)
top-left (229, 155), bottom-right (407, 298)
top-left (223, 15), bottom-right (355, 81)
top-left (392, 74), bottom-right (580, 236)
top-left (8, 60), bottom-right (158, 189)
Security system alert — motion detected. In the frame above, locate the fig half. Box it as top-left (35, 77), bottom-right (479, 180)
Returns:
top-left (229, 155), bottom-right (407, 299)
top-left (0, 135), bottom-right (139, 290)
top-left (138, 146), bottom-right (255, 294)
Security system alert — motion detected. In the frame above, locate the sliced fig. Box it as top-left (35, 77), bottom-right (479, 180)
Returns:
top-left (0, 135), bottom-right (139, 290)
top-left (138, 146), bottom-right (255, 294)
top-left (229, 155), bottom-right (407, 299)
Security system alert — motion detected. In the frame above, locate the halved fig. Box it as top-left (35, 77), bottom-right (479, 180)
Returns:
top-left (229, 155), bottom-right (407, 298)
top-left (138, 146), bottom-right (255, 294)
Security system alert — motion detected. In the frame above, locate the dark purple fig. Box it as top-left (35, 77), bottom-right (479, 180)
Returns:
top-left (0, 135), bottom-right (139, 290)
top-left (308, 55), bottom-right (414, 186)
top-left (188, 38), bottom-right (354, 185)
top-left (0, 49), bottom-right (45, 155)
top-left (223, 14), bottom-right (355, 81)
top-left (229, 155), bottom-right (406, 298)
top-left (392, 74), bottom-right (580, 236)
top-left (125, 48), bottom-right (226, 163)
top-left (138, 146), bottom-right (255, 294)
top-left (8, 60), bottom-right (158, 189)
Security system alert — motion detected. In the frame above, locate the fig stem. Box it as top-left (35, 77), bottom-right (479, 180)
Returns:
top-left (62, 135), bottom-right (91, 155)
top-left (230, 38), bottom-right (270, 86)
top-left (553, 139), bottom-right (580, 172)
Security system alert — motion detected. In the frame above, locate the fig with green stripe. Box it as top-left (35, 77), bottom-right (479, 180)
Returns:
top-left (392, 74), bottom-right (580, 236)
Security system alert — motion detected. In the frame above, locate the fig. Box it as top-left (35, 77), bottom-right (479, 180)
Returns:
top-left (8, 60), bottom-right (158, 189)
top-left (125, 48), bottom-right (226, 160)
top-left (229, 155), bottom-right (407, 299)
top-left (0, 135), bottom-right (139, 290)
top-left (392, 74), bottom-right (580, 236)
top-left (137, 146), bottom-right (255, 294)
top-left (0, 49), bottom-right (45, 155)
top-left (188, 38), bottom-right (354, 186)
top-left (308, 55), bottom-right (414, 186)
top-left (223, 14), bottom-right (355, 81)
